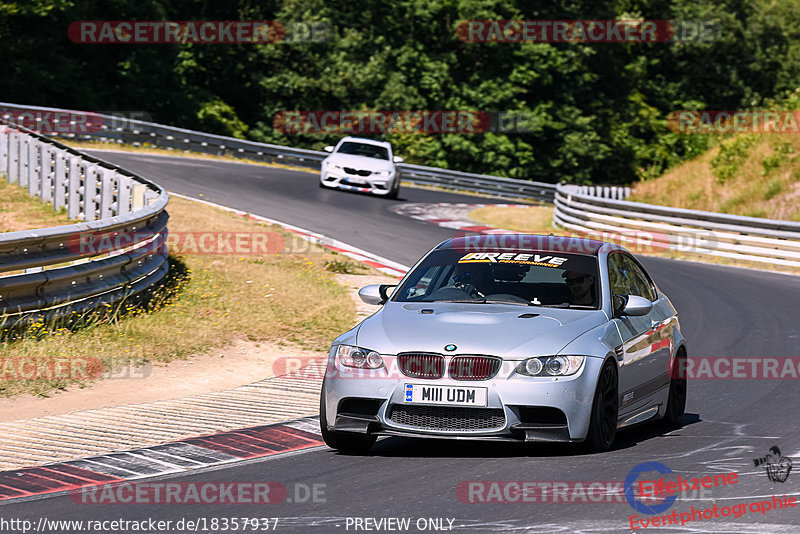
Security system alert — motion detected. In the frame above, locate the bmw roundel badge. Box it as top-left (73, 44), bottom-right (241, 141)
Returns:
top-left (444, 344), bottom-right (457, 352)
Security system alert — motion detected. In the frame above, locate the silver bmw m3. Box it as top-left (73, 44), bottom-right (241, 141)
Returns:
top-left (320, 234), bottom-right (687, 453)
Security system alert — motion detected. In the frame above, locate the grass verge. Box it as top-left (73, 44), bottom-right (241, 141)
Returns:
top-left (0, 179), bottom-right (72, 232)
top-left (0, 186), bottom-right (359, 397)
top-left (628, 133), bottom-right (800, 221)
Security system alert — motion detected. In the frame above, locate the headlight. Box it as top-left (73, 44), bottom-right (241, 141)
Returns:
top-left (326, 161), bottom-right (342, 169)
top-left (374, 170), bottom-right (391, 176)
top-left (516, 356), bottom-right (584, 376)
top-left (336, 344), bottom-right (385, 369)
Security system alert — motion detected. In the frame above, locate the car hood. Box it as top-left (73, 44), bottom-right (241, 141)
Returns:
top-left (326, 153), bottom-right (394, 172)
top-left (355, 302), bottom-right (608, 358)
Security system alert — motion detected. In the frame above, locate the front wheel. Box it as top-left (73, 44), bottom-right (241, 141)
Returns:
top-left (319, 386), bottom-right (376, 454)
top-left (662, 349), bottom-right (687, 427)
top-left (585, 360), bottom-right (618, 452)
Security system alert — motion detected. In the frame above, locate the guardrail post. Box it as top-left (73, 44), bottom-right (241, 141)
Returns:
top-left (0, 127), bottom-right (7, 176)
top-left (99, 168), bottom-right (115, 219)
top-left (8, 132), bottom-right (18, 183)
top-left (54, 149), bottom-right (66, 210)
top-left (67, 156), bottom-right (81, 219)
top-left (40, 144), bottom-right (53, 203)
top-left (84, 166), bottom-right (98, 221)
top-left (27, 136), bottom-right (39, 196)
top-left (19, 134), bottom-right (29, 188)
top-left (131, 183), bottom-right (146, 210)
top-left (117, 175), bottom-right (131, 215)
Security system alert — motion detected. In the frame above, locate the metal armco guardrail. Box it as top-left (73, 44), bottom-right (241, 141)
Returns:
top-left (554, 184), bottom-right (800, 268)
top-left (0, 103), bottom-right (571, 201)
top-left (0, 120), bottom-right (169, 324)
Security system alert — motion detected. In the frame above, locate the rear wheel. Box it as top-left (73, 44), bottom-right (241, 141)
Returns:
top-left (585, 360), bottom-right (618, 452)
top-left (319, 384), bottom-right (376, 454)
top-left (663, 349), bottom-right (687, 427)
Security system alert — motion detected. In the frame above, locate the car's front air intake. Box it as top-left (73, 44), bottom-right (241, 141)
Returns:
top-left (389, 405), bottom-right (505, 431)
top-left (448, 355), bottom-right (502, 381)
top-left (397, 353), bottom-right (444, 379)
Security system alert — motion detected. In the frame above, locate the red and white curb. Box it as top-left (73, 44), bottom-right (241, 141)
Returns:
top-left (170, 192), bottom-right (409, 277)
top-left (392, 202), bottom-right (528, 234)
top-left (0, 417), bottom-right (321, 502)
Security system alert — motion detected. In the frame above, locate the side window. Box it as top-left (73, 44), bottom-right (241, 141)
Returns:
top-left (607, 254), bottom-right (629, 296)
top-left (608, 254), bottom-right (657, 300)
top-left (620, 255), bottom-right (657, 301)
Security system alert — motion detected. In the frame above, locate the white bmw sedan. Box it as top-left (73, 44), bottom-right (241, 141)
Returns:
top-left (319, 137), bottom-right (403, 199)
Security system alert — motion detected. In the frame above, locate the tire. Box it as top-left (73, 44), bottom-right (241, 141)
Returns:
top-left (319, 384), bottom-right (377, 454)
top-left (662, 349), bottom-right (687, 427)
top-left (385, 181), bottom-right (399, 200)
top-left (585, 360), bottom-right (618, 452)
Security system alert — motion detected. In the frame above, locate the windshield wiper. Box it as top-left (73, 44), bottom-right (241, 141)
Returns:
top-left (482, 299), bottom-right (536, 306)
top-left (431, 298), bottom-right (537, 306)
top-left (431, 298), bottom-right (487, 303)
top-left (542, 302), bottom-right (595, 309)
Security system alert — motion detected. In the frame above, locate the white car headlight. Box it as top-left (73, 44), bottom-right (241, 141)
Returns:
top-left (337, 344), bottom-right (385, 369)
top-left (516, 356), bottom-right (584, 376)
top-left (374, 170), bottom-right (391, 177)
top-left (326, 161), bottom-right (342, 169)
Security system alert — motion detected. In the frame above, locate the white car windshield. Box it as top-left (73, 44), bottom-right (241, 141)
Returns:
top-left (336, 142), bottom-right (390, 160)
top-left (394, 249), bottom-right (601, 309)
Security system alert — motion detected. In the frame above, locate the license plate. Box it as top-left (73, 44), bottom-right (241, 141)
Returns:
top-left (404, 384), bottom-right (487, 406)
top-left (343, 178), bottom-right (366, 186)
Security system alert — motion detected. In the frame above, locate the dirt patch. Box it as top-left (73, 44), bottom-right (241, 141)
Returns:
top-left (0, 338), bottom-right (325, 422)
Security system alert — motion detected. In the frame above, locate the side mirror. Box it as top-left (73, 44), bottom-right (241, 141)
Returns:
top-left (392, 156), bottom-right (404, 163)
top-left (614, 295), bottom-right (653, 317)
top-left (358, 284), bottom-right (397, 305)
top-left (324, 145), bottom-right (335, 153)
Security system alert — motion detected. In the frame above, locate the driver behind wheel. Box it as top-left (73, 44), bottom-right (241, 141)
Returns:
top-left (452, 263), bottom-right (494, 298)
top-left (563, 270), bottom-right (597, 306)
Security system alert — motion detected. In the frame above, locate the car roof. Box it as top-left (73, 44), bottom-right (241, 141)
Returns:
top-left (338, 136), bottom-right (392, 148)
top-left (437, 234), bottom-right (614, 255)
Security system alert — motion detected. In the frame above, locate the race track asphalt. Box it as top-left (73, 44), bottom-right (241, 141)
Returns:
top-left (3, 152), bottom-right (799, 533)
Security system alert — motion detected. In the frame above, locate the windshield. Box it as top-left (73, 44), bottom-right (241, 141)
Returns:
top-left (394, 249), bottom-right (601, 309)
top-left (336, 141), bottom-right (390, 160)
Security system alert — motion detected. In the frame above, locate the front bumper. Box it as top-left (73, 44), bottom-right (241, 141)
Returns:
top-left (320, 170), bottom-right (395, 195)
top-left (321, 355), bottom-right (605, 443)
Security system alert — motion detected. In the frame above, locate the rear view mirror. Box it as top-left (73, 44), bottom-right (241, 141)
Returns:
top-left (358, 284), bottom-right (397, 305)
top-left (324, 145), bottom-right (335, 153)
top-left (393, 156), bottom-right (404, 163)
top-left (615, 295), bottom-right (653, 317)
